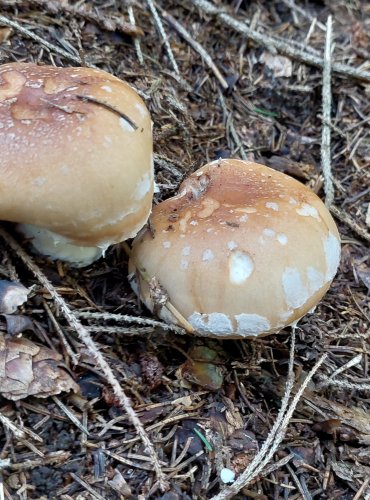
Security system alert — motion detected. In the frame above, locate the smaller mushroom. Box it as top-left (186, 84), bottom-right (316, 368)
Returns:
top-left (129, 159), bottom-right (341, 338)
top-left (0, 63), bottom-right (154, 266)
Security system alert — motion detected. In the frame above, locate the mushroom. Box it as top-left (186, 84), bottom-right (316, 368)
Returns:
top-left (0, 62), bottom-right (153, 266)
top-left (129, 159), bottom-right (341, 338)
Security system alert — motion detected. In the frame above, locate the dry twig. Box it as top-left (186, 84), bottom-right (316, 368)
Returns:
top-left (74, 310), bottom-right (185, 334)
top-left (148, 1), bottom-right (180, 74)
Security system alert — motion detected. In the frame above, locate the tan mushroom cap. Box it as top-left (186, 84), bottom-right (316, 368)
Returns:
top-left (0, 63), bottom-right (153, 262)
top-left (129, 159), bottom-right (341, 338)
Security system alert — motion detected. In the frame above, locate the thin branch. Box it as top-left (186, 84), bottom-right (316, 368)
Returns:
top-left (321, 16), bottom-right (334, 207)
top-left (147, 0), bottom-right (180, 74)
top-left (0, 227), bottom-right (168, 492)
top-left (162, 11), bottom-right (227, 88)
top-left (74, 310), bottom-right (186, 335)
top-left (286, 463), bottom-right (313, 500)
top-left (192, 0), bottom-right (370, 83)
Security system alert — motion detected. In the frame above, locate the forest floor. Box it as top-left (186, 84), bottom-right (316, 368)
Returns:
top-left (0, 0), bottom-right (369, 499)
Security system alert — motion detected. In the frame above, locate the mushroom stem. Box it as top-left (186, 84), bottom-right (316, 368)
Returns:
top-left (18, 224), bottom-right (105, 267)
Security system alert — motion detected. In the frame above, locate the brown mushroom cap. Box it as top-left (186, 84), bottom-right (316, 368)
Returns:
top-left (0, 63), bottom-right (153, 264)
top-left (129, 159), bottom-right (341, 338)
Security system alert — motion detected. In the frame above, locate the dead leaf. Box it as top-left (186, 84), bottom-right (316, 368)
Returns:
top-left (366, 203), bottom-right (370, 228)
top-left (304, 392), bottom-right (370, 436)
top-left (0, 336), bottom-right (79, 400)
top-left (260, 52), bottom-right (292, 77)
top-left (179, 360), bottom-right (223, 390)
top-left (0, 28), bottom-right (12, 43)
top-left (177, 346), bottom-right (224, 390)
top-left (4, 314), bottom-right (35, 336)
top-left (107, 469), bottom-right (132, 496)
top-left (331, 461), bottom-right (355, 482)
top-left (0, 280), bottom-right (29, 314)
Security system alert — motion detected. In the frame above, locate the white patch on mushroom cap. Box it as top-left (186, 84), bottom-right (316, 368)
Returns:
top-left (235, 313), bottom-right (270, 336)
top-left (132, 173), bottom-right (152, 200)
top-left (180, 259), bottom-right (189, 270)
top-left (229, 251), bottom-right (254, 285)
top-left (324, 233), bottom-right (341, 281)
top-left (198, 198), bottom-right (220, 218)
top-left (179, 211), bottom-right (192, 232)
top-left (104, 136), bottom-right (113, 147)
top-left (296, 203), bottom-right (320, 220)
top-left (263, 228), bottom-right (275, 238)
top-left (202, 249), bottom-right (214, 262)
top-left (119, 117), bottom-right (135, 132)
top-left (182, 246), bottom-right (191, 256)
top-left (236, 207), bottom-right (257, 214)
top-left (282, 267), bottom-right (309, 309)
top-left (227, 240), bottom-right (238, 250)
top-left (134, 102), bottom-right (147, 116)
top-left (162, 241), bottom-right (171, 249)
top-left (306, 266), bottom-right (324, 294)
top-left (277, 233), bottom-right (288, 245)
top-left (33, 177), bottom-right (46, 186)
top-left (279, 310), bottom-right (294, 322)
top-left (188, 312), bottom-right (233, 334)
top-left (101, 85), bottom-right (112, 92)
top-left (266, 202), bottom-right (279, 211)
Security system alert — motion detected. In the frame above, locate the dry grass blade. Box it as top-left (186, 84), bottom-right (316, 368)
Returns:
top-left (69, 473), bottom-right (105, 500)
top-left (127, 5), bottom-right (143, 64)
top-left (0, 411), bottom-right (26, 439)
top-left (321, 16), bottom-right (334, 207)
top-left (74, 310), bottom-right (186, 334)
top-left (147, 0), bottom-right (180, 74)
top-left (0, 227), bottom-right (168, 491)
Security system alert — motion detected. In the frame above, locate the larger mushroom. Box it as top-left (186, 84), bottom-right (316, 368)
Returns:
top-left (129, 159), bottom-right (341, 338)
top-left (0, 63), bottom-right (153, 266)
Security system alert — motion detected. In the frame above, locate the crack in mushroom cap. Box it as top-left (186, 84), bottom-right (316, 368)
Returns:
top-left (0, 63), bottom-right (153, 247)
top-left (129, 159), bottom-right (341, 338)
